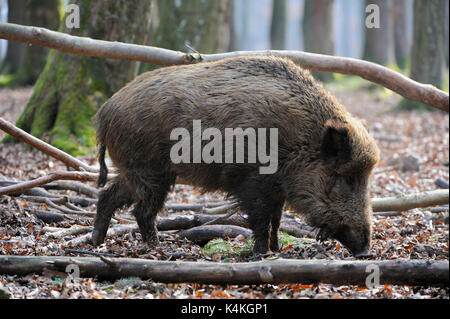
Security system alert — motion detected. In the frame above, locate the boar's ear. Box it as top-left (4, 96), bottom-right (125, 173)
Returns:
top-left (320, 120), bottom-right (352, 165)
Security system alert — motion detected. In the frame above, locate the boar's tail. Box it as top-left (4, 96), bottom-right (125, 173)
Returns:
top-left (97, 143), bottom-right (108, 188)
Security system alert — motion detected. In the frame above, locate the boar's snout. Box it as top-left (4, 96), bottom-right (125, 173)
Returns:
top-left (334, 223), bottom-right (372, 258)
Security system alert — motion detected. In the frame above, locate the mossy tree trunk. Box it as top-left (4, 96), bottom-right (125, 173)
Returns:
top-left (8, 0), bottom-right (152, 155)
top-left (302, 0), bottom-right (334, 82)
top-left (270, 0), bottom-right (287, 50)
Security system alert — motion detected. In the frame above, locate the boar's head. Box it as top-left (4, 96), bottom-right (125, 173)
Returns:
top-left (287, 118), bottom-right (380, 258)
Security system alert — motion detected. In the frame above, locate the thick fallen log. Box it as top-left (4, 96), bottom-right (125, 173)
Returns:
top-left (0, 22), bottom-right (447, 111)
top-left (0, 255), bottom-right (447, 286)
top-left (371, 189), bottom-right (449, 212)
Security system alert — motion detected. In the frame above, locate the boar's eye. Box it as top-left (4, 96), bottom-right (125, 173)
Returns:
top-left (344, 175), bottom-right (356, 190)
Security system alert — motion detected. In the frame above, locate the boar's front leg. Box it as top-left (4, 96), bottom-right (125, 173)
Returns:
top-left (236, 178), bottom-right (285, 254)
top-left (269, 201), bottom-right (284, 252)
top-left (92, 177), bottom-right (133, 246)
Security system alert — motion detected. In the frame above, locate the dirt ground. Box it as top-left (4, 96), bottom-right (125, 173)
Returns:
top-left (0, 84), bottom-right (448, 299)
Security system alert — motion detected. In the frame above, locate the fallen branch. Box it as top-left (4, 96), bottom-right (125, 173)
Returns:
top-left (43, 181), bottom-right (99, 198)
top-left (43, 225), bottom-right (93, 239)
top-left (157, 213), bottom-right (248, 230)
top-left (165, 202), bottom-right (231, 212)
top-left (0, 171), bottom-right (111, 196)
top-left (435, 178), bottom-right (449, 189)
top-left (31, 209), bottom-right (66, 223)
top-left (177, 225), bottom-right (252, 243)
top-left (202, 208), bottom-right (239, 226)
top-left (64, 249), bottom-right (116, 258)
top-left (0, 22), bottom-right (447, 111)
top-left (0, 255), bottom-right (447, 286)
top-left (20, 195), bottom-right (95, 217)
top-left (279, 223), bottom-right (314, 238)
top-left (201, 202), bottom-right (239, 215)
top-left (0, 180), bottom-right (98, 206)
top-left (371, 189), bottom-right (449, 212)
top-left (0, 117), bottom-right (98, 172)
top-left (64, 224), bottom-right (137, 247)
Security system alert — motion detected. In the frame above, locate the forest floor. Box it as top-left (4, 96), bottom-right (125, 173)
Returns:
top-left (0, 83), bottom-right (448, 299)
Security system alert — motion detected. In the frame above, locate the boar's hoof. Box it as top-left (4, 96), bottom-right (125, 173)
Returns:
top-left (270, 241), bottom-right (280, 252)
top-left (142, 233), bottom-right (160, 246)
top-left (91, 229), bottom-right (106, 247)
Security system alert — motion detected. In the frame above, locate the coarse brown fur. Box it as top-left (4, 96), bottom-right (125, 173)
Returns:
top-left (93, 56), bottom-right (380, 257)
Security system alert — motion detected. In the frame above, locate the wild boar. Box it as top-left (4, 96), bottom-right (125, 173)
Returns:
top-left (92, 56), bottom-right (380, 258)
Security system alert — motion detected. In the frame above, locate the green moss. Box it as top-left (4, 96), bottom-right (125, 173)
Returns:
top-left (443, 72), bottom-right (449, 93)
top-left (0, 74), bottom-right (14, 87)
top-left (202, 233), bottom-right (315, 258)
top-left (278, 232), bottom-right (314, 249)
top-left (203, 238), bottom-right (254, 257)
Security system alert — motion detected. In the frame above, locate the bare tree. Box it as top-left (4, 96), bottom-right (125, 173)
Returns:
top-left (1, 0), bottom-right (26, 74)
top-left (410, 0), bottom-right (446, 89)
top-left (363, 0), bottom-right (397, 66)
top-left (302, 0), bottom-right (334, 81)
top-left (153, 0), bottom-right (231, 54)
top-left (270, 0), bottom-right (287, 50)
top-left (392, 0), bottom-right (413, 69)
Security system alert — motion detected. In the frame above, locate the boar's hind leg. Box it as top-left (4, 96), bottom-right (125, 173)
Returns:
top-left (131, 170), bottom-right (176, 245)
top-left (92, 177), bottom-right (133, 246)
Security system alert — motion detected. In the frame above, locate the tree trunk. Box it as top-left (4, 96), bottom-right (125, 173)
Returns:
top-left (2, 0), bottom-right (59, 86)
top-left (2, 0), bottom-right (26, 74)
top-left (400, 0), bottom-right (446, 109)
top-left (392, 0), bottom-right (412, 69)
top-left (363, 0), bottom-right (396, 67)
top-left (228, 0), bottom-right (238, 51)
top-left (302, 0), bottom-right (334, 82)
top-left (270, 0), bottom-right (287, 50)
top-left (8, 0), bottom-right (152, 155)
top-left (13, 0), bottom-right (60, 86)
top-left (153, 0), bottom-right (230, 54)
top-left (444, 0), bottom-right (449, 67)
